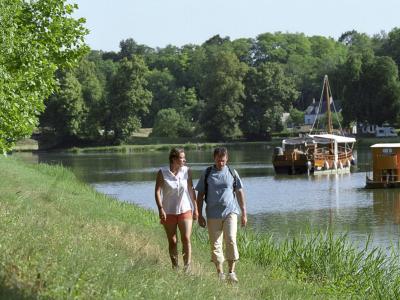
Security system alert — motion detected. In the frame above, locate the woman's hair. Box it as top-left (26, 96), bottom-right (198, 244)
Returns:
top-left (169, 147), bottom-right (184, 164)
top-left (213, 147), bottom-right (228, 158)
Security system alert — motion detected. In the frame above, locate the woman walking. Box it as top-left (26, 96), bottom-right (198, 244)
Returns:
top-left (155, 147), bottom-right (198, 272)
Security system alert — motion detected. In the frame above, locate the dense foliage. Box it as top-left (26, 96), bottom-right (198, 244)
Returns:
top-left (0, 0), bottom-right (88, 153)
top-left (41, 28), bottom-right (400, 146)
top-left (4, 5), bottom-right (400, 148)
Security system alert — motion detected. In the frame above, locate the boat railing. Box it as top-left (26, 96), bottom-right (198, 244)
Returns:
top-left (273, 149), bottom-right (308, 161)
top-left (313, 147), bottom-right (353, 161)
top-left (374, 174), bottom-right (400, 183)
top-left (313, 152), bottom-right (334, 161)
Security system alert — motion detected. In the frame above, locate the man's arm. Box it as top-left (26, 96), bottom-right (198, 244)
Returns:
top-left (196, 191), bottom-right (206, 227)
top-left (236, 189), bottom-right (247, 227)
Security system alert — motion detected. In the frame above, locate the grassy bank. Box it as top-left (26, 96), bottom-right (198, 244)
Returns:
top-left (356, 136), bottom-right (400, 145)
top-left (30, 136), bottom-right (400, 154)
top-left (13, 133), bottom-right (400, 154)
top-left (67, 142), bottom-right (219, 154)
top-left (13, 138), bottom-right (39, 152)
top-left (2, 157), bottom-right (400, 299)
top-left (0, 156), bottom-right (318, 299)
top-left (64, 141), bottom-right (279, 154)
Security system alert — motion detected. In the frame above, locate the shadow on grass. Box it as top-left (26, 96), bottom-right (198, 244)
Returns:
top-left (0, 284), bottom-right (38, 300)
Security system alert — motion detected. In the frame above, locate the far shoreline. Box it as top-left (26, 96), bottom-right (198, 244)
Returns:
top-left (12, 135), bottom-right (400, 153)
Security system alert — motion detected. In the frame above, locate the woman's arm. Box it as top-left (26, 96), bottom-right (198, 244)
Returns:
top-left (155, 170), bottom-right (166, 222)
top-left (187, 168), bottom-right (198, 220)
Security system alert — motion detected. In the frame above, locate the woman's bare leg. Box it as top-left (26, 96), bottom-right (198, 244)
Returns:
top-left (177, 218), bottom-right (193, 267)
top-left (163, 223), bottom-right (179, 268)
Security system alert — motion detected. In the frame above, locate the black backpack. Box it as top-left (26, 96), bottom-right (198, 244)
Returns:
top-left (204, 165), bottom-right (237, 202)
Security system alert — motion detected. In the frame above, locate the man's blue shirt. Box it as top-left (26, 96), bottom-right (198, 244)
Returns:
top-left (195, 165), bottom-right (243, 219)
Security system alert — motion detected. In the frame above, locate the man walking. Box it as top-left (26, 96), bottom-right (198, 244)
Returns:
top-left (196, 147), bottom-right (247, 282)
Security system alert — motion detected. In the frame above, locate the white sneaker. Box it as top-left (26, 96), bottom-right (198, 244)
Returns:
top-left (183, 264), bottom-right (191, 274)
top-left (228, 272), bottom-right (238, 283)
top-left (218, 272), bottom-right (226, 281)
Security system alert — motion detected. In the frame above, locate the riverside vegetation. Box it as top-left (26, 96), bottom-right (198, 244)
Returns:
top-left (2, 156), bottom-right (400, 299)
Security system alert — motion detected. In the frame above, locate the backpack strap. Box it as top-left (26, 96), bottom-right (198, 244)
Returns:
top-left (227, 165), bottom-right (237, 191)
top-left (204, 166), bottom-right (213, 203)
top-left (204, 165), bottom-right (237, 202)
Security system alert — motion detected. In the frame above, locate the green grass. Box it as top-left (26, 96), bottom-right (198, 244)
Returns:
top-left (356, 136), bottom-right (400, 145)
top-left (238, 231), bottom-right (400, 298)
top-left (42, 135), bottom-right (400, 154)
top-left (2, 156), bottom-right (400, 299)
top-left (13, 138), bottom-right (38, 152)
top-left (67, 142), bottom-right (219, 154)
top-left (0, 156), bottom-right (321, 299)
top-left (65, 141), bottom-right (282, 154)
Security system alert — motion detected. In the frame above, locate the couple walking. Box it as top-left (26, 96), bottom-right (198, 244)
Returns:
top-left (154, 147), bottom-right (247, 283)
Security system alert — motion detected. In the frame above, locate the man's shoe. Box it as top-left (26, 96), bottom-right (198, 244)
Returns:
top-left (228, 272), bottom-right (238, 283)
top-left (218, 272), bottom-right (226, 281)
top-left (183, 264), bottom-right (191, 274)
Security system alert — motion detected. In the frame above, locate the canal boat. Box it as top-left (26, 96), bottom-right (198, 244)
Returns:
top-left (272, 75), bottom-right (356, 175)
top-left (366, 143), bottom-right (400, 188)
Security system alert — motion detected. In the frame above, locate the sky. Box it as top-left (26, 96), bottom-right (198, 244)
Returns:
top-left (72, 0), bottom-right (400, 51)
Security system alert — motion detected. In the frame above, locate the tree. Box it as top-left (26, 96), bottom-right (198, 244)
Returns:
top-left (203, 34), bottom-right (231, 47)
top-left (380, 28), bottom-right (400, 68)
top-left (254, 32), bottom-right (311, 65)
top-left (143, 68), bottom-right (199, 134)
top-left (288, 108), bottom-right (305, 127)
top-left (308, 36), bottom-right (347, 98)
top-left (146, 45), bottom-right (189, 87)
top-left (171, 87), bottom-right (198, 121)
top-left (40, 71), bottom-right (85, 143)
top-left (0, 0), bottom-right (88, 153)
top-left (75, 58), bottom-right (105, 140)
top-left (119, 38), bottom-right (154, 60)
top-left (338, 31), bottom-right (374, 64)
top-left (198, 49), bottom-right (248, 140)
top-left (39, 55), bottom-right (109, 145)
top-left (151, 109), bottom-right (182, 138)
top-left (231, 38), bottom-right (255, 65)
top-left (143, 69), bottom-right (177, 127)
top-left (242, 62), bottom-right (299, 139)
top-left (342, 56), bottom-right (400, 125)
top-left (170, 87), bottom-right (199, 137)
top-left (106, 57), bottom-right (152, 144)
top-left (318, 111), bottom-right (344, 130)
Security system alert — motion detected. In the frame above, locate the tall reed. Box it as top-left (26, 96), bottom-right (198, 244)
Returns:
top-left (238, 230), bottom-right (400, 299)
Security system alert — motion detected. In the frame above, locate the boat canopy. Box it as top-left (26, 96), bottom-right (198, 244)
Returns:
top-left (283, 134), bottom-right (356, 146)
top-left (370, 143), bottom-right (400, 148)
top-left (282, 136), bottom-right (314, 145)
top-left (309, 134), bottom-right (356, 144)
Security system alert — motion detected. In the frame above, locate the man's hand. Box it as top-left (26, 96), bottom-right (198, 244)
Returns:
top-left (241, 214), bottom-right (247, 227)
top-left (198, 215), bottom-right (207, 228)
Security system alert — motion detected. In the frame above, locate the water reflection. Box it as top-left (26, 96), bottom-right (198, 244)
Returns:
top-left (372, 189), bottom-right (400, 225)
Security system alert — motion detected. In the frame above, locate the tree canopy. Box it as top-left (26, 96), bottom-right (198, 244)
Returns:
top-left (242, 62), bottom-right (299, 138)
top-left (34, 27), bottom-right (400, 145)
top-left (198, 48), bottom-right (248, 140)
top-left (106, 57), bottom-right (152, 144)
top-left (0, 0), bottom-right (88, 153)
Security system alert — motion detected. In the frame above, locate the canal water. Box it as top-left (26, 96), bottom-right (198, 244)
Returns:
top-left (15, 143), bottom-right (400, 251)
